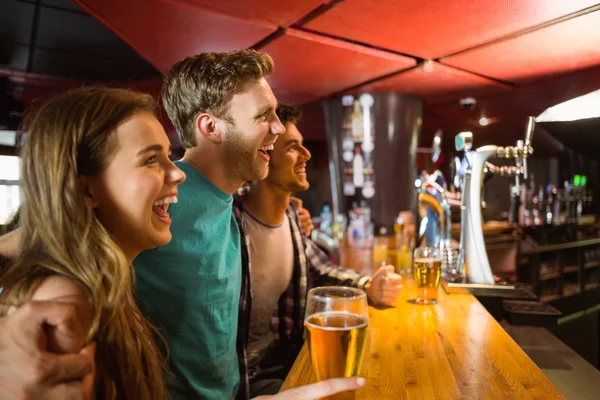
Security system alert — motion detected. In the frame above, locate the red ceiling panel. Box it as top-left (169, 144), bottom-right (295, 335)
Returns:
top-left (304, 0), bottom-right (599, 58)
top-left (260, 29), bottom-right (416, 104)
top-left (442, 10), bottom-right (600, 84)
top-left (173, 0), bottom-right (326, 27)
top-left (74, 0), bottom-right (276, 72)
top-left (353, 61), bottom-right (510, 104)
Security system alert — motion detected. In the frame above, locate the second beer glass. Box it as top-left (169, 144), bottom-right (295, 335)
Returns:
top-left (412, 247), bottom-right (442, 304)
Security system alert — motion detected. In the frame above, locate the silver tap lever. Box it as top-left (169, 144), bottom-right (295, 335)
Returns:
top-left (522, 116), bottom-right (535, 180)
top-left (524, 116), bottom-right (535, 149)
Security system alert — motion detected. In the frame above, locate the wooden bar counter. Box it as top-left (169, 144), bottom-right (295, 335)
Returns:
top-left (281, 279), bottom-right (566, 399)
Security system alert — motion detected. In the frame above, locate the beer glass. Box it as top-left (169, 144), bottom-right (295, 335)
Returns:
top-left (411, 247), bottom-right (442, 304)
top-left (305, 287), bottom-right (368, 394)
top-left (372, 236), bottom-right (388, 267)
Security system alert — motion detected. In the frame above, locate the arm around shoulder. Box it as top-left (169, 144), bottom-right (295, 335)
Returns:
top-left (31, 275), bottom-right (94, 354)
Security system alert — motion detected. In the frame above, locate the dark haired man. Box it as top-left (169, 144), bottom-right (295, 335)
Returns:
top-left (236, 104), bottom-right (402, 396)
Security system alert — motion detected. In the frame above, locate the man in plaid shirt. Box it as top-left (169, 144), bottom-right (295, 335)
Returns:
top-left (234, 104), bottom-right (402, 397)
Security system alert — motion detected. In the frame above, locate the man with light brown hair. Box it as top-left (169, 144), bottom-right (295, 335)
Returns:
top-left (134, 49), bottom-right (285, 400)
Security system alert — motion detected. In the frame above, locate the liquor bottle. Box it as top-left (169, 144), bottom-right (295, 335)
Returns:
top-left (342, 95), bottom-right (355, 162)
top-left (351, 100), bottom-right (363, 142)
top-left (362, 172), bottom-right (375, 199)
top-left (359, 94), bottom-right (374, 153)
top-left (352, 147), bottom-right (364, 188)
top-left (343, 171), bottom-right (356, 196)
top-left (342, 133), bottom-right (354, 163)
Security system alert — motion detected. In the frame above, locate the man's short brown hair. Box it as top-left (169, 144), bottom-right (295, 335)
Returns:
top-left (276, 104), bottom-right (302, 127)
top-left (161, 50), bottom-right (274, 149)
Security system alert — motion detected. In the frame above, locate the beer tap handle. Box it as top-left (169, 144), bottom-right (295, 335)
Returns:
top-left (516, 140), bottom-right (524, 185)
top-left (455, 131), bottom-right (473, 171)
top-left (522, 117), bottom-right (535, 180)
top-left (455, 131), bottom-right (473, 153)
top-left (524, 116), bottom-right (535, 149)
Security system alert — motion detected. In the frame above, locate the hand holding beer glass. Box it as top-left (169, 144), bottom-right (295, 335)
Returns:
top-left (305, 287), bottom-right (368, 399)
top-left (410, 247), bottom-right (442, 305)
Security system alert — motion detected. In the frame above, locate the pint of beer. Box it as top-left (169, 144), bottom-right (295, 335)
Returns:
top-left (305, 287), bottom-right (368, 399)
top-left (413, 247), bottom-right (442, 304)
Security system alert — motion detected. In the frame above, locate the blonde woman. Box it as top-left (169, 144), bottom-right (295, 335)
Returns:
top-left (0, 87), bottom-right (364, 400)
top-left (0, 87), bottom-right (185, 399)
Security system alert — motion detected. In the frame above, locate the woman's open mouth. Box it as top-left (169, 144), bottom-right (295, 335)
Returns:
top-left (152, 195), bottom-right (178, 223)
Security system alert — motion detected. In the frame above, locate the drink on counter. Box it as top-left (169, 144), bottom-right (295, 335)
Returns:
top-left (305, 287), bottom-right (369, 400)
top-left (395, 245), bottom-right (413, 275)
top-left (412, 247), bottom-right (442, 304)
top-left (372, 243), bottom-right (388, 267)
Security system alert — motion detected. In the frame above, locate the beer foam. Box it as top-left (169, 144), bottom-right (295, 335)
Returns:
top-left (305, 311), bottom-right (368, 331)
top-left (414, 257), bottom-right (441, 263)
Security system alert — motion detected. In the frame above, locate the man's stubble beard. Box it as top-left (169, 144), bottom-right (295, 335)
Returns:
top-left (222, 123), bottom-right (267, 183)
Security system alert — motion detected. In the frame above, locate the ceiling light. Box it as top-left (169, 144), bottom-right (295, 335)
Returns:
top-left (423, 60), bottom-right (434, 72)
top-left (536, 88), bottom-right (600, 122)
top-left (479, 117), bottom-right (489, 126)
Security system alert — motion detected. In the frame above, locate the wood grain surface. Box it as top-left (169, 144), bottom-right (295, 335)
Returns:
top-left (281, 279), bottom-right (566, 399)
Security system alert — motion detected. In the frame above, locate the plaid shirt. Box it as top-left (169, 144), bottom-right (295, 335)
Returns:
top-left (232, 190), bottom-right (370, 399)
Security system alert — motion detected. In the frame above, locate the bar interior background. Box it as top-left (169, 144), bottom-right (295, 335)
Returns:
top-left (2, 0), bottom-right (600, 389)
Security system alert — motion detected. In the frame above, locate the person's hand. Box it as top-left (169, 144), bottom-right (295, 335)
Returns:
top-left (253, 377), bottom-right (366, 400)
top-left (0, 301), bottom-right (95, 400)
top-left (290, 197), bottom-right (314, 237)
top-left (365, 265), bottom-right (402, 305)
top-left (80, 342), bottom-right (97, 400)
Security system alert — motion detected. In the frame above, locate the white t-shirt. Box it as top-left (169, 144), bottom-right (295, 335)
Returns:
top-left (243, 211), bottom-right (294, 367)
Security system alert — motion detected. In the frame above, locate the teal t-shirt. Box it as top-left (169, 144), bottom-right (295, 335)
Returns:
top-left (134, 160), bottom-right (242, 400)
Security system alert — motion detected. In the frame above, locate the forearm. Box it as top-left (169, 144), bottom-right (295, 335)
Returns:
top-left (305, 239), bottom-right (370, 288)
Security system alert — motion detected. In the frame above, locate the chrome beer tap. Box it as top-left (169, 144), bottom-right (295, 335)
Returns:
top-left (455, 117), bottom-right (535, 283)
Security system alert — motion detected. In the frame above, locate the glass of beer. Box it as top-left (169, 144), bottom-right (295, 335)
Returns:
top-left (305, 287), bottom-right (368, 397)
top-left (411, 247), bottom-right (442, 304)
top-left (372, 237), bottom-right (388, 267)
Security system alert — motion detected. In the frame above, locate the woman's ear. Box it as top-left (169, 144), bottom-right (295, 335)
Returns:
top-left (79, 176), bottom-right (99, 208)
top-left (196, 113), bottom-right (223, 144)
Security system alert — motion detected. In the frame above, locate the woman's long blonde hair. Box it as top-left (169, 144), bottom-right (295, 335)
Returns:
top-left (0, 87), bottom-right (168, 399)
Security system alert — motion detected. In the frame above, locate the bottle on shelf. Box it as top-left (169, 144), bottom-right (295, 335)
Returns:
top-left (348, 202), bottom-right (363, 241)
top-left (319, 204), bottom-right (333, 238)
top-left (343, 171), bottom-right (356, 196)
top-left (351, 100), bottom-right (363, 143)
top-left (352, 147), bottom-right (364, 188)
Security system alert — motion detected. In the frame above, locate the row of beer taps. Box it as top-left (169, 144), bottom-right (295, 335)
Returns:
top-left (417, 117), bottom-right (535, 284)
